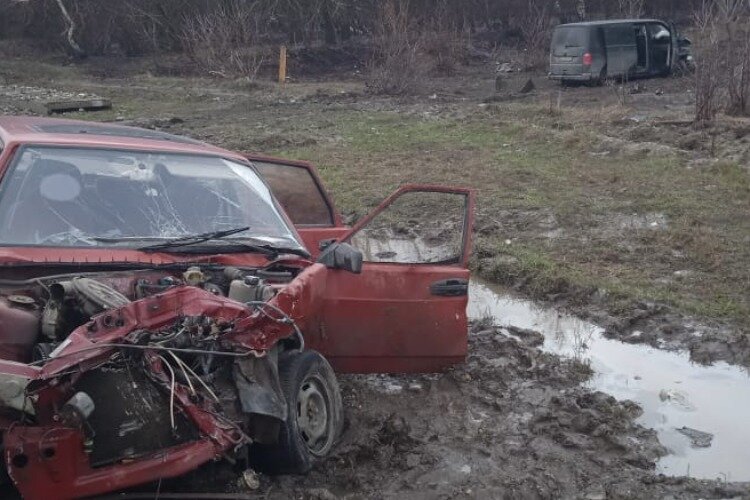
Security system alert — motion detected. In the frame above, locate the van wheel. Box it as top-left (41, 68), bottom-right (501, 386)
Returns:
top-left (250, 350), bottom-right (343, 474)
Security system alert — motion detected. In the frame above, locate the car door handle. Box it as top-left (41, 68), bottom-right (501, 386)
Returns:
top-left (430, 279), bottom-right (469, 297)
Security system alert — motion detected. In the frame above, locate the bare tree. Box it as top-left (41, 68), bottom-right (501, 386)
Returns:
top-left (366, 0), bottom-right (428, 94)
top-left (54, 0), bottom-right (85, 57)
top-left (618, 0), bottom-right (645, 18)
top-left (693, 1), bottom-right (722, 124)
top-left (180, 0), bottom-right (265, 79)
top-left (576, 0), bottom-right (587, 19)
top-left (519, 0), bottom-right (551, 70)
top-left (716, 0), bottom-right (750, 114)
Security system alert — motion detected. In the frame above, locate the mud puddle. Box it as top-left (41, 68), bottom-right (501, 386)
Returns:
top-left (469, 278), bottom-right (750, 482)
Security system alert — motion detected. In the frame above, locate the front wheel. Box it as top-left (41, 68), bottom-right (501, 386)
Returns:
top-left (251, 350), bottom-right (343, 474)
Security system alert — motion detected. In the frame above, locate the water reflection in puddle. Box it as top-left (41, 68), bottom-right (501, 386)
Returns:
top-left (469, 279), bottom-right (750, 481)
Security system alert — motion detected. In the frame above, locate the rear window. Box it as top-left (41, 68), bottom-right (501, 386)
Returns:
top-left (552, 27), bottom-right (588, 48)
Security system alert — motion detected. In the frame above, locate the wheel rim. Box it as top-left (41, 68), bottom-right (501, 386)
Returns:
top-left (296, 374), bottom-right (333, 456)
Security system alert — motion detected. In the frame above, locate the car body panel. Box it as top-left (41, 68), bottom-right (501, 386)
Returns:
top-left (310, 185), bottom-right (475, 373)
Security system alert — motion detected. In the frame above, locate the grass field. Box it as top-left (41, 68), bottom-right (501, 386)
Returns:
top-left (3, 57), bottom-right (749, 336)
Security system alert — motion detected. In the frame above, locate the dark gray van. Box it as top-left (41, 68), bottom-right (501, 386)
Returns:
top-left (549, 19), bottom-right (681, 84)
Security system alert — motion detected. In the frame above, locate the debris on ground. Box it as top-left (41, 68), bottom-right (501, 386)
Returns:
top-left (519, 78), bottom-right (535, 94)
top-left (46, 98), bottom-right (111, 114)
top-left (677, 427), bottom-right (714, 448)
top-left (241, 470), bottom-right (260, 490)
top-left (505, 325), bottom-right (545, 347)
top-left (0, 85), bottom-right (104, 114)
top-left (259, 325), bottom-right (747, 499)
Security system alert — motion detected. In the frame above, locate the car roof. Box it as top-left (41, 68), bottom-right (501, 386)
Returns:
top-left (0, 116), bottom-right (245, 160)
top-left (556, 19), bottom-right (665, 28)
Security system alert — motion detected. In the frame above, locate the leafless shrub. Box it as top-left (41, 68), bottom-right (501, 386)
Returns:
top-left (180, 1), bottom-right (266, 79)
top-left (0, 0), bottom-right (715, 64)
top-left (422, 30), bottom-right (466, 75)
top-left (421, 2), bottom-right (469, 76)
top-left (618, 0), bottom-right (646, 18)
top-left (518, 1), bottom-right (551, 71)
top-left (366, 1), bottom-right (428, 95)
top-left (693, 1), bottom-right (723, 124)
top-left (692, 0), bottom-right (750, 122)
top-left (716, 0), bottom-right (750, 115)
top-left (610, 74), bottom-right (630, 107)
top-left (729, 32), bottom-right (750, 114)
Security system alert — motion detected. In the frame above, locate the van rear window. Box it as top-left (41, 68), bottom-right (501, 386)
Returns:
top-left (552, 27), bottom-right (587, 48)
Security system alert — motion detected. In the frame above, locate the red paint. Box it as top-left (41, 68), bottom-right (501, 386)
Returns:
top-left (2, 284), bottom-right (301, 499)
top-left (296, 227), bottom-right (350, 259)
top-left (316, 264), bottom-right (470, 373)
top-left (309, 185), bottom-right (475, 373)
top-left (5, 427), bottom-right (228, 499)
top-left (0, 297), bottom-right (39, 362)
top-left (0, 117), bottom-right (476, 498)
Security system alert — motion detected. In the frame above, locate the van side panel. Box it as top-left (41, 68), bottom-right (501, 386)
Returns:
top-left (603, 24), bottom-right (638, 77)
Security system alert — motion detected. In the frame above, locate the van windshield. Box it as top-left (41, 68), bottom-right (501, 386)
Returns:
top-left (552, 27), bottom-right (587, 49)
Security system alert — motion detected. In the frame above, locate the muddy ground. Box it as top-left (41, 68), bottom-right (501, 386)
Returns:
top-left (271, 326), bottom-right (748, 499)
top-left (91, 324), bottom-right (748, 499)
top-left (1, 49), bottom-right (749, 498)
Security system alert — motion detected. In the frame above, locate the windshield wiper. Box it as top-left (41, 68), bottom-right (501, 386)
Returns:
top-left (92, 227), bottom-right (251, 245)
top-left (136, 226), bottom-right (310, 259)
top-left (137, 226), bottom-right (251, 251)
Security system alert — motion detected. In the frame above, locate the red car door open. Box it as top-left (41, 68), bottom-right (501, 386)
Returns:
top-left (310, 185), bottom-right (475, 373)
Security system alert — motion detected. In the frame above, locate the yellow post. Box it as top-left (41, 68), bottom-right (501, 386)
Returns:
top-left (278, 45), bottom-right (287, 85)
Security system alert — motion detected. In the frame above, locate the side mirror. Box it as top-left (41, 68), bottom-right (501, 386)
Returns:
top-left (317, 242), bottom-right (363, 274)
top-left (318, 238), bottom-right (337, 251)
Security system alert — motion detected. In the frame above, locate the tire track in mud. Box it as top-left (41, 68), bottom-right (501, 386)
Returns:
top-left (268, 325), bottom-right (750, 499)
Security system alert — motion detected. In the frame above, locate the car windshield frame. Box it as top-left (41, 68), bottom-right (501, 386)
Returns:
top-left (0, 144), bottom-right (306, 253)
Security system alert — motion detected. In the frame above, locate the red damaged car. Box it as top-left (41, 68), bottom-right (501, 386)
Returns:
top-left (0, 116), bottom-right (474, 499)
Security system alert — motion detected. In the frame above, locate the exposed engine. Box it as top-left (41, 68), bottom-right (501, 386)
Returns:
top-left (0, 265), bottom-right (291, 365)
top-left (0, 260), bottom-right (327, 498)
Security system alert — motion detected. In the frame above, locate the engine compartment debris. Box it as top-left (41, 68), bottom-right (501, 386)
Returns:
top-left (0, 265), bottom-right (314, 498)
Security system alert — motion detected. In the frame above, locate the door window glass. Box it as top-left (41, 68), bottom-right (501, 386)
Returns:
top-left (253, 161), bottom-right (334, 226)
top-left (348, 190), bottom-right (467, 264)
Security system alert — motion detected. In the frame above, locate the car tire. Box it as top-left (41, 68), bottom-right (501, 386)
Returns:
top-left (250, 350), bottom-right (343, 474)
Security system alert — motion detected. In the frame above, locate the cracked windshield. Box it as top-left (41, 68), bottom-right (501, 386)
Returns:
top-left (0, 147), bottom-right (300, 250)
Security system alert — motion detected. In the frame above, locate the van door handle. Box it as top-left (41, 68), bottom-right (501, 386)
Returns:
top-left (430, 279), bottom-right (469, 297)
